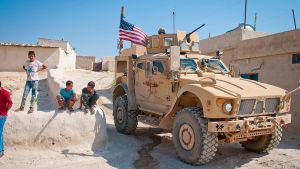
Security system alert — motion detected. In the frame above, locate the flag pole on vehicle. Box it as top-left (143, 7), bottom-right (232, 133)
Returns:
top-left (118, 6), bottom-right (125, 55)
top-left (118, 6), bottom-right (147, 54)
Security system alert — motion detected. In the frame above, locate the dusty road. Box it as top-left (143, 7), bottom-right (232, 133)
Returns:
top-left (0, 70), bottom-right (299, 169)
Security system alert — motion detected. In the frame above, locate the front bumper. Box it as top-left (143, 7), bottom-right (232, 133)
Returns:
top-left (208, 114), bottom-right (291, 133)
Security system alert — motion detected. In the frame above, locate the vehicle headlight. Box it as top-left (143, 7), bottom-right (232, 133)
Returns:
top-left (223, 102), bottom-right (233, 114)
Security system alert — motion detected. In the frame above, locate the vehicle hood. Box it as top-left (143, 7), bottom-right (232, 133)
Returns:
top-left (180, 75), bottom-right (287, 98)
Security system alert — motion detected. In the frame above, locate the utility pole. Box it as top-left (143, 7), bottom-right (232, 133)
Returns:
top-left (292, 9), bottom-right (297, 30)
top-left (173, 11), bottom-right (176, 33)
top-left (254, 12), bottom-right (257, 31)
top-left (244, 0), bottom-right (247, 29)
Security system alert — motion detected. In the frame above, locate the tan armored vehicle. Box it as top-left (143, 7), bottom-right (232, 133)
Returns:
top-left (113, 27), bottom-right (292, 165)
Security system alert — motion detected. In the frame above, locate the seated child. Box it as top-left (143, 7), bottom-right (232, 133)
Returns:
top-left (79, 81), bottom-right (99, 114)
top-left (57, 80), bottom-right (77, 112)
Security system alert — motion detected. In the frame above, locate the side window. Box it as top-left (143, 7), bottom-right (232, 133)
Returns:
top-left (137, 62), bottom-right (144, 70)
top-left (153, 60), bottom-right (165, 75)
top-left (164, 37), bottom-right (173, 46)
top-left (292, 54), bottom-right (300, 64)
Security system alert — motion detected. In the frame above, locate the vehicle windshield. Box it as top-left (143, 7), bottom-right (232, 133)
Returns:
top-left (206, 59), bottom-right (229, 73)
top-left (180, 58), bottom-right (197, 71)
top-left (180, 58), bottom-right (229, 73)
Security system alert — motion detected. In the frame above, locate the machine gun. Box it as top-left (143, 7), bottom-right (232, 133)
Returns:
top-left (185, 24), bottom-right (205, 43)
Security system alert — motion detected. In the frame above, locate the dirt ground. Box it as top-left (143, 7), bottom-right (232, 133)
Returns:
top-left (0, 70), bottom-right (299, 169)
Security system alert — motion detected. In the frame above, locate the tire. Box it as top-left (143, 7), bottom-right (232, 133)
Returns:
top-left (240, 122), bottom-right (282, 153)
top-left (172, 107), bottom-right (218, 165)
top-left (113, 95), bottom-right (138, 134)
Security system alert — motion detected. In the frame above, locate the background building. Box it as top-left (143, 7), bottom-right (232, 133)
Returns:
top-left (76, 55), bottom-right (96, 70)
top-left (0, 38), bottom-right (76, 71)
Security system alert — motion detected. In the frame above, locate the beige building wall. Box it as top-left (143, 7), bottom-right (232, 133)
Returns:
top-left (200, 29), bottom-right (270, 66)
top-left (0, 38), bottom-right (77, 72)
top-left (38, 38), bottom-right (76, 69)
top-left (76, 56), bottom-right (96, 70)
top-left (233, 30), bottom-right (300, 129)
top-left (102, 57), bottom-right (115, 72)
top-left (0, 45), bottom-right (60, 71)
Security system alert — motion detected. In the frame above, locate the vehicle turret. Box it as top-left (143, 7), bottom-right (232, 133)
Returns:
top-left (146, 26), bottom-right (202, 54)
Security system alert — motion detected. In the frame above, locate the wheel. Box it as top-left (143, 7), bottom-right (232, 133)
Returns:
top-left (172, 107), bottom-right (218, 165)
top-left (240, 122), bottom-right (282, 153)
top-left (113, 95), bottom-right (138, 134)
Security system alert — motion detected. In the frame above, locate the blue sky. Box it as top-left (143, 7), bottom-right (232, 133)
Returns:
top-left (0, 0), bottom-right (299, 59)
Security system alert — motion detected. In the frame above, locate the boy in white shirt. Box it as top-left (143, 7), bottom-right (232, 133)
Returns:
top-left (19, 51), bottom-right (47, 113)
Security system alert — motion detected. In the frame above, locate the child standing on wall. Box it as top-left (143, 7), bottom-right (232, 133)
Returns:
top-left (18, 51), bottom-right (47, 113)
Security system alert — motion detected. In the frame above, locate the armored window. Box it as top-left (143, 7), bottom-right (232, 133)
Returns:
top-left (164, 37), bottom-right (173, 46)
top-left (137, 62), bottom-right (144, 70)
top-left (153, 60), bottom-right (165, 74)
top-left (180, 41), bottom-right (189, 51)
top-left (241, 73), bottom-right (259, 81)
top-left (191, 42), bottom-right (200, 52)
top-left (180, 58), bottom-right (197, 71)
top-left (292, 54), bottom-right (300, 64)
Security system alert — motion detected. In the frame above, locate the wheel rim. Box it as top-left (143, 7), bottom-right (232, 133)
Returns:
top-left (116, 107), bottom-right (124, 123)
top-left (179, 124), bottom-right (195, 150)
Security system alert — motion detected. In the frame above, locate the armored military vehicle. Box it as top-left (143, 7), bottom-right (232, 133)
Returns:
top-left (113, 27), bottom-right (292, 165)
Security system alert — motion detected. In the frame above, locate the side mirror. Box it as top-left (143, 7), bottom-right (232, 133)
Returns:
top-left (124, 68), bottom-right (127, 76)
top-left (229, 64), bottom-right (233, 71)
top-left (132, 54), bottom-right (138, 59)
top-left (170, 46), bottom-right (180, 72)
top-left (229, 64), bottom-right (235, 77)
top-left (216, 50), bottom-right (223, 60)
top-left (146, 62), bottom-right (153, 78)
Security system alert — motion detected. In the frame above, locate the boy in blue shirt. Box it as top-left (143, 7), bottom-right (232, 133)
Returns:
top-left (56, 80), bottom-right (78, 112)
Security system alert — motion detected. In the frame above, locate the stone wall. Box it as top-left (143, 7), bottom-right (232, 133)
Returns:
top-left (76, 56), bottom-right (96, 70)
top-left (102, 57), bottom-right (115, 72)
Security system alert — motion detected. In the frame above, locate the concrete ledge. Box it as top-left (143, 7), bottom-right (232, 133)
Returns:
top-left (5, 107), bottom-right (107, 149)
top-left (4, 69), bottom-right (108, 149)
top-left (47, 68), bottom-right (65, 101)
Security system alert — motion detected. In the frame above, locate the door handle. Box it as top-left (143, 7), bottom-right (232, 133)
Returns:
top-left (143, 81), bottom-right (159, 87)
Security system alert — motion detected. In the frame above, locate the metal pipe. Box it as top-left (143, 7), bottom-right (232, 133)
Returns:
top-left (254, 12), bottom-right (257, 31)
top-left (244, 0), bottom-right (247, 29)
top-left (292, 9), bottom-right (297, 30)
top-left (173, 11), bottom-right (176, 33)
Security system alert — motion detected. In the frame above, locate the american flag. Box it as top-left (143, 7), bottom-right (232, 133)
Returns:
top-left (119, 18), bottom-right (147, 46)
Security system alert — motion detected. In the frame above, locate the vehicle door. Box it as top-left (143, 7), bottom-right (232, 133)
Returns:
top-left (148, 59), bottom-right (172, 113)
top-left (135, 60), bottom-right (151, 108)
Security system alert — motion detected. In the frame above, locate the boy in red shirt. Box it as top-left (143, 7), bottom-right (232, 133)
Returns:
top-left (0, 81), bottom-right (13, 157)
